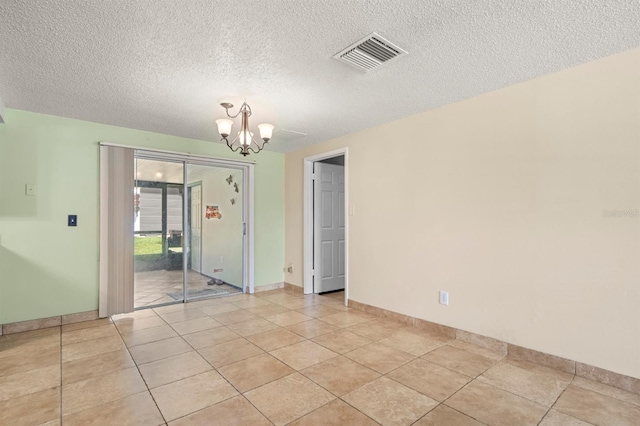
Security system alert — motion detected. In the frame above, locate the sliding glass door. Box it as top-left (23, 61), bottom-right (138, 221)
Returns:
top-left (185, 163), bottom-right (245, 301)
top-left (133, 158), bottom-right (184, 308)
top-left (132, 153), bottom-right (249, 309)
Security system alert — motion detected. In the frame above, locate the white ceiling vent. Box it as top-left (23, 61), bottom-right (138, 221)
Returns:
top-left (333, 32), bottom-right (407, 72)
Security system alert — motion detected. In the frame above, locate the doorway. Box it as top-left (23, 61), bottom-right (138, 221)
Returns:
top-left (313, 157), bottom-right (345, 293)
top-left (133, 151), bottom-right (253, 309)
top-left (303, 148), bottom-right (349, 302)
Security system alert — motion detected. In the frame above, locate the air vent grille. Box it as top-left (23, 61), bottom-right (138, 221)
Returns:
top-left (333, 33), bottom-right (407, 72)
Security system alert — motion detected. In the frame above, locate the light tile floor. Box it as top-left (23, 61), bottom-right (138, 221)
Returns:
top-left (134, 269), bottom-right (242, 308)
top-left (1, 289), bottom-right (639, 425)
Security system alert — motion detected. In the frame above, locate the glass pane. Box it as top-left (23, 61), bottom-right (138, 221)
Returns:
top-left (185, 164), bottom-right (244, 300)
top-left (134, 158), bottom-right (184, 308)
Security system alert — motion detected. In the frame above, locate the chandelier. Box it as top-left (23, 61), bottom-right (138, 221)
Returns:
top-left (215, 102), bottom-right (274, 157)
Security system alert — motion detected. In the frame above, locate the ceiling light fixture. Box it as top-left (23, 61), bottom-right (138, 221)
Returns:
top-left (215, 102), bottom-right (274, 157)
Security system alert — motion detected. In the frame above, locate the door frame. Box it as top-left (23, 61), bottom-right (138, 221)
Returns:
top-left (187, 181), bottom-right (202, 272)
top-left (303, 148), bottom-right (349, 304)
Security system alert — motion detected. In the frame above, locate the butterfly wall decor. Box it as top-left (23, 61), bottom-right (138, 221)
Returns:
top-left (234, 182), bottom-right (239, 193)
top-left (230, 198), bottom-right (236, 205)
top-left (226, 175), bottom-right (233, 185)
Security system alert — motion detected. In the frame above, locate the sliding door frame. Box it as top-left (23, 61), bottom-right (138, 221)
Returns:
top-left (100, 142), bottom-right (255, 309)
top-left (133, 149), bottom-right (255, 296)
top-left (183, 158), bottom-right (253, 296)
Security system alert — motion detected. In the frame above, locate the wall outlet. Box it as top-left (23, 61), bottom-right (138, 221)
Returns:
top-left (287, 263), bottom-right (294, 273)
top-left (439, 291), bottom-right (449, 306)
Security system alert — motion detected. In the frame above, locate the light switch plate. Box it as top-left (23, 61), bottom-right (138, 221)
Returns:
top-left (25, 184), bottom-right (37, 196)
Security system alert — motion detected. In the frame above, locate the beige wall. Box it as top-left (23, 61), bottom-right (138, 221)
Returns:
top-left (190, 166), bottom-right (244, 287)
top-left (285, 48), bottom-right (640, 379)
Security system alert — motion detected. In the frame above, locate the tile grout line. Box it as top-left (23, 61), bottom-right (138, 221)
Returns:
top-left (67, 292), bottom-right (584, 425)
top-left (5, 290), bottom-right (595, 425)
top-left (353, 344), bottom-right (468, 425)
top-left (438, 379), bottom-right (488, 425)
top-left (188, 295), bottom-right (315, 421)
top-left (288, 395), bottom-right (381, 426)
top-left (295, 363), bottom-right (383, 425)
top-left (423, 349), bottom-right (510, 425)
top-left (270, 307), bottom-right (414, 424)
top-left (560, 376), bottom-right (640, 409)
top-left (474, 362), bottom-right (576, 416)
top-left (59, 326), bottom-right (134, 390)
top-left (362, 333), bottom-right (478, 424)
top-left (535, 374), bottom-right (577, 426)
top-left (201, 318), bottom-right (279, 426)
top-left (60, 313), bottom-right (485, 426)
top-left (238, 337), bottom-right (348, 425)
top-left (0, 296), bottom-right (470, 426)
top-left (112, 315), bottom-right (169, 425)
top-left (346, 298), bottom-right (640, 398)
top-left (335, 398), bottom-right (383, 425)
top-left (155, 296), bottom-right (368, 424)
top-left (439, 360), bottom-right (575, 426)
top-left (151, 304), bottom-right (276, 425)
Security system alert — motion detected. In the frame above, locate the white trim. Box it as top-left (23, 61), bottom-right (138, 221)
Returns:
top-left (303, 148), bottom-right (349, 306)
top-left (247, 165), bottom-right (255, 293)
top-left (303, 161), bottom-right (314, 295)
top-left (182, 163), bottom-right (189, 300)
top-left (98, 147), bottom-right (109, 316)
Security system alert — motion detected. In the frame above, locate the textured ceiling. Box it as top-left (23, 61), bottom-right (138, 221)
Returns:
top-left (0, 1), bottom-right (639, 153)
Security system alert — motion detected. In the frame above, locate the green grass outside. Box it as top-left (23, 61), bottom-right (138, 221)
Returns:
top-left (134, 235), bottom-right (163, 255)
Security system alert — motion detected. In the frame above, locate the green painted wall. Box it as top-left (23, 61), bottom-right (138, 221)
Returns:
top-left (0, 109), bottom-right (285, 324)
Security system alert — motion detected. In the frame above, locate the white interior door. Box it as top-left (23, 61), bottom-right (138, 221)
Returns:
top-left (313, 162), bottom-right (345, 293)
top-left (190, 184), bottom-right (202, 273)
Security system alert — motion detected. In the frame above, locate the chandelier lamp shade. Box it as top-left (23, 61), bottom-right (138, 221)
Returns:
top-left (215, 101), bottom-right (274, 157)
